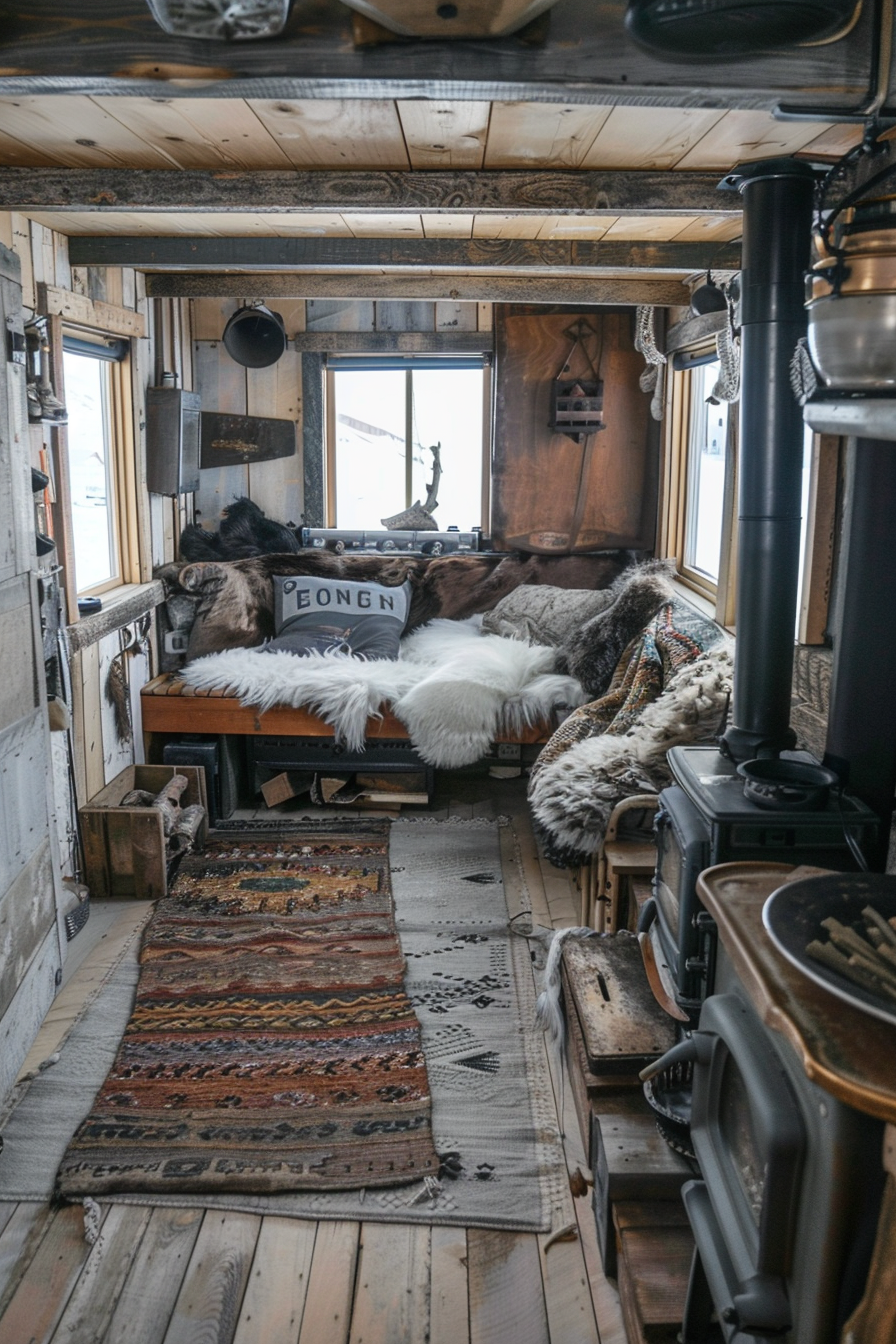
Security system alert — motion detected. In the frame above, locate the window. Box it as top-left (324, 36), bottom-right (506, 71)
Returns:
top-left (326, 357), bottom-right (488, 531)
top-left (682, 360), bottom-right (730, 586)
top-left (662, 352), bottom-right (736, 615)
top-left (62, 334), bottom-right (135, 596)
top-left (662, 353), bottom-right (818, 633)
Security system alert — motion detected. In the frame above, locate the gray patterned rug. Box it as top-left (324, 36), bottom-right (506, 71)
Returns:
top-left (0, 820), bottom-right (570, 1233)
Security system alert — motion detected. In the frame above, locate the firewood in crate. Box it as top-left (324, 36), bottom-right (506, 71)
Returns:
top-left (169, 805), bottom-right (206, 856)
top-left (120, 789), bottom-right (156, 807)
top-left (151, 774), bottom-right (191, 836)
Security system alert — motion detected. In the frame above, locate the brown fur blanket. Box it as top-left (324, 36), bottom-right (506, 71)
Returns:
top-left (160, 550), bottom-right (639, 663)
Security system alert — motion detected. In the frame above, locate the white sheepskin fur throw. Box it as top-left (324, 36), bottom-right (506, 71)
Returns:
top-left (182, 617), bottom-right (586, 769)
top-left (528, 646), bottom-right (734, 864)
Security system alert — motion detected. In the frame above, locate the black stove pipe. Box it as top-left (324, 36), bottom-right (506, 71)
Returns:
top-left (823, 439), bottom-right (896, 870)
top-left (719, 158), bottom-right (816, 763)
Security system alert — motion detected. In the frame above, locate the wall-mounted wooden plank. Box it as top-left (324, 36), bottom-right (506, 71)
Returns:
top-left (484, 102), bottom-right (613, 169)
top-left (69, 235), bottom-right (741, 273)
top-left (248, 99), bottom-right (411, 170)
top-left (149, 271), bottom-right (692, 305)
top-left (36, 282), bottom-right (146, 336)
top-left (0, 168), bottom-right (738, 216)
top-left (397, 100), bottom-right (490, 169)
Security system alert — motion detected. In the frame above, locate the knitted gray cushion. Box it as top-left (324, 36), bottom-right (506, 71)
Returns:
top-left (480, 584), bottom-right (616, 647)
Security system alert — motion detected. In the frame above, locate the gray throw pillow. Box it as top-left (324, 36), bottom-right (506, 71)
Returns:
top-left (481, 584), bottom-right (615, 647)
top-left (266, 575), bottom-right (412, 659)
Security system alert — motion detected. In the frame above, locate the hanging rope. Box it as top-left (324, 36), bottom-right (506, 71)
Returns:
top-left (635, 307), bottom-right (667, 421)
top-left (711, 318), bottom-right (741, 403)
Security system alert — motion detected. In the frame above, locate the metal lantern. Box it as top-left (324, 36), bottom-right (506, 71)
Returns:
top-left (549, 320), bottom-right (606, 442)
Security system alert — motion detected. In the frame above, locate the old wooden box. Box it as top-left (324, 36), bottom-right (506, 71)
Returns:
top-left (80, 764), bottom-right (208, 901)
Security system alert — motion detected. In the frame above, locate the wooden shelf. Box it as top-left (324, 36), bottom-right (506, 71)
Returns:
top-left (697, 861), bottom-right (896, 1124)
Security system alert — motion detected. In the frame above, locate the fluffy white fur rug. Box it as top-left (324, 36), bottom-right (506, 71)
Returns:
top-left (528, 646), bottom-right (734, 861)
top-left (182, 617), bottom-right (586, 768)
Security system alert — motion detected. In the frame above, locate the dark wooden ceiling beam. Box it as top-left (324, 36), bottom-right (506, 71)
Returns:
top-left (143, 271), bottom-right (692, 305)
top-left (0, 167), bottom-right (738, 215)
top-left (0, 0), bottom-right (875, 108)
top-left (68, 235), bottom-right (740, 272)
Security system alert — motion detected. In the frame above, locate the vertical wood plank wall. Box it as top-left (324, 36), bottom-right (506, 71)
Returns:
top-left (0, 236), bottom-right (66, 1100)
top-left (0, 212), bottom-right (159, 898)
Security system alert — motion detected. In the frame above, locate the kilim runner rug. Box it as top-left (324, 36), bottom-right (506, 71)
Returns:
top-left (55, 821), bottom-right (440, 1196)
top-left (1, 820), bottom-right (569, 1230)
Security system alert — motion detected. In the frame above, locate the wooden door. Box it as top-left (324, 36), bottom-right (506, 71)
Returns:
top-left (491, 306), bottom-right (659, 553)
top-left (0, 241), bottom-right (65, 1103)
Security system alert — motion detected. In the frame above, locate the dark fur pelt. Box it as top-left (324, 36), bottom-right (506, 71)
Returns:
top-left (180, 499), bottom-right (301, 561)
top-left (562, 559), bottom-right (675, 699)
top-left (163, 547), bottom-right (641, 663)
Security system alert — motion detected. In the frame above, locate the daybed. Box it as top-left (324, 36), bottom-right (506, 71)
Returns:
top-left (147, 550), bottom-right (733, 860)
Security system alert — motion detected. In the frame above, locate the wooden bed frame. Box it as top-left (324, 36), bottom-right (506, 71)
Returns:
top-left (140, 673), bottom-right (551, 747)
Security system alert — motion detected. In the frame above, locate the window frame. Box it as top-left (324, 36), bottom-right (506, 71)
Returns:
top-left (58, 324), bottom-right (140, 601)
top-left (660, 347), bottom-right (738, 624)
top-left (323, 354), bottom-right (492, 532)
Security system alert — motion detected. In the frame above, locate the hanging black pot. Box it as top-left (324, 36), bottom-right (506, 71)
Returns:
top-left (222, 305), bottom-right (287, 369)
top-left (690, 275), bottom-right (728, 317)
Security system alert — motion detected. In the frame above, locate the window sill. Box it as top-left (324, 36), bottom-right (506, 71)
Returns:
top-left (670, 575), bottom-right (734, 635)
top-left (65, 580), bottom-right (164, 654)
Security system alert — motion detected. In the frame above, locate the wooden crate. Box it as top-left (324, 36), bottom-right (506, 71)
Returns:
top-left (80, 765), bottom-right (208, 901)
top-left (614, 1203), bottom-right (695, 1343)
top-left (562, 963), bottom-right (642, 1165)
top-left (591, 1094), bottom-right (694, 1277)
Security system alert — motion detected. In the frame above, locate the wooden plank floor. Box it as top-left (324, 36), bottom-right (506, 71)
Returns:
top-left (0, 770), bottom-right (627, 1344)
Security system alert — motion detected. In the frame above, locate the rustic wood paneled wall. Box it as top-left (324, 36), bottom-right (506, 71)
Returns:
top-left (492, 306), bottom-right (658, 552)
top-left (0, 210), bottom-right (161, 898)
top-left (0, 239), bottom-right (67, 1101)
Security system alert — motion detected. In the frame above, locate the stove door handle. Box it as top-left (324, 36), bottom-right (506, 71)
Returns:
top-left (639, 1032), bottom-right (711, 1082)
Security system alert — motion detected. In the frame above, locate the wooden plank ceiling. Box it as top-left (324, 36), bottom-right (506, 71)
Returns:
top-left (1, 96), bottom-right (862, 243)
